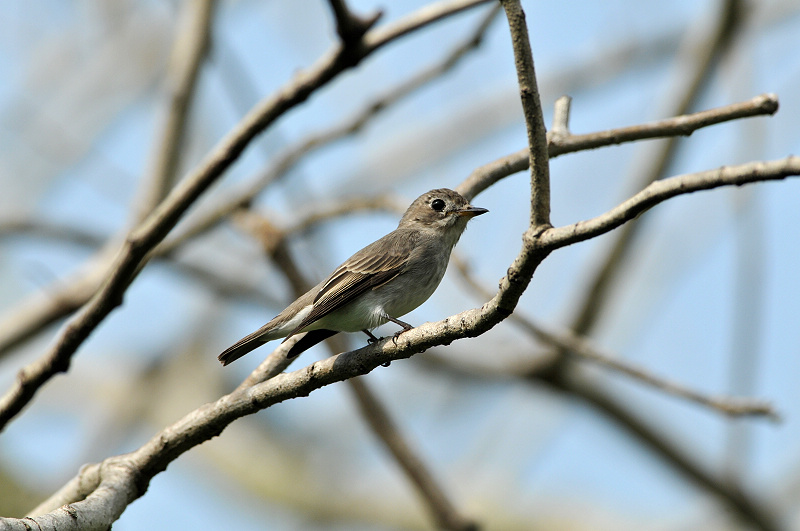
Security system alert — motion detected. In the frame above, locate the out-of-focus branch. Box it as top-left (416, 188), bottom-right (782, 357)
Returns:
top-left (538, 368), bottom-right (782, 531)
top-left (0, 0), bottom-right (494, 434)
top-left (158, 3), bottom-right (501, 256)
top-left (451, 256), bottom-right (778, 420)
top-left (135, 0), bottom-right (217, 221)
top-left (348, 378), bottom-right (477, 531)
top-left (285, 195), bottom-right (406, 236)
top-left (565, 0), bottom-right (745, 339)
top-left (0, 220), bottom-right (105, 249)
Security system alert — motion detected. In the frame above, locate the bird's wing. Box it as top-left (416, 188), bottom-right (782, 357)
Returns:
top-left (286, 230), bottom-right (419, 337)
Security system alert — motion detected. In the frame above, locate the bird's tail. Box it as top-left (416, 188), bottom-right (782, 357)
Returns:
top-left (217, 333), bottom-right (267, 366)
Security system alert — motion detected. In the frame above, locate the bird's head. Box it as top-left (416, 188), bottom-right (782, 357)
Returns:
top-left (398, 188), bottom-right (488, 234)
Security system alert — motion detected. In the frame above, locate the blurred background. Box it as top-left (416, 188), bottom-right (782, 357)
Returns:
top-left (1, 0), bottom-right (800, 529)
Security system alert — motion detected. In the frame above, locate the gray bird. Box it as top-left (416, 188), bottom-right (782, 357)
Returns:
top-left (218, 188), bottom-right (487, 365)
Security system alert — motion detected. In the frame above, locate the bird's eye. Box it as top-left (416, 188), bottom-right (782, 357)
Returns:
top-left (431, 198), bottom-right (446, 212)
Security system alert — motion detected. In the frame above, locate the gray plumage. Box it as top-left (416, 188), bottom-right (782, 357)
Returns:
top-left (218, 188), bottom-right (487, 365)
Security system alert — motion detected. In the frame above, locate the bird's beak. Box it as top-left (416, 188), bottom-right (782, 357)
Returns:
top-left (457, 205), bottom-right (489, 218)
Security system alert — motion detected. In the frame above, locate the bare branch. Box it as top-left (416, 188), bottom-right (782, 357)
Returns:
top-left (348, 378), bottom-right (478, 531)
top-left (0, 0), bottom-right (495, 433)
top-left (549, 92), bottom-right (778, 156)
top-left (458, 93), bottom-right (779, 200)
top-left (364, 0), bottom-right (492, 49)
top-left (539, 156), bottom-right (800, 251)
top-left (135, 0), bottom-right (217, 221)
top-left (285, 195), bottom-right (406, 236)
top-left (499, 0), bottom-right (551, 229)
top-left (0, 219), bottom-right (104, 248)
top-left (325, 0), bottom-right (382, 44)
top-left (536, 324), bottom-right (777, 419)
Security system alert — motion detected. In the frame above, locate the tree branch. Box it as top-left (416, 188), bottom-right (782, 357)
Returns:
top-left (458, 93), bottom-right (779, 200)
top-left (539, 156), bottom-right (800, 251)
top-left (325, 0), bottom-right (382, 45)
top-left (0, 0), bottom-right (494, 433)
top-left (135, 0), bottom-right (217, 221)
top-left (499, 0), bottom-right (551, 229)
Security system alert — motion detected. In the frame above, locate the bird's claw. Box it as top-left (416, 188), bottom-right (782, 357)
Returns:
top-left (391, 328), bottom-right (408, 345)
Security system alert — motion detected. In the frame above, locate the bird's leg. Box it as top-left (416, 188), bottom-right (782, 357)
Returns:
top-left (362, 329), bottom-right (381, 344)
top-left (385, 316), bottom-right (414, 343)
top-left (361, 329), bottom-right (392, 366)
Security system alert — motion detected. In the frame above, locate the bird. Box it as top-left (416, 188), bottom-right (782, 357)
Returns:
top-left (218, 188), bottom-right (487, 366)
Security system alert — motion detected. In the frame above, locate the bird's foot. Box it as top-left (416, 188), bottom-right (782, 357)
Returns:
top-left (391, 327), bottom-right (411, 345)
top-left (362, 329), bottom-right (381, 344)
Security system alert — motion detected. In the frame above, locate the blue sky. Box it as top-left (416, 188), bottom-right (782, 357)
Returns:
top-left (1, 1), bottom-right (800, 529)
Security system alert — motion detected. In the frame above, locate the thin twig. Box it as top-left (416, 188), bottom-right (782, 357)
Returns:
top-left (285, 195), bottom-right (406, 236)
top-left (539, 156), bottom-right (800, 251)
top-left (457, 93), bottom-right (779, 200)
